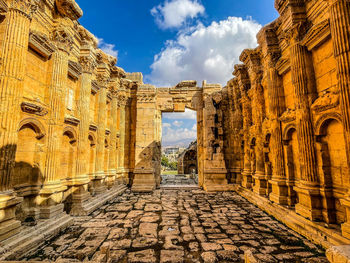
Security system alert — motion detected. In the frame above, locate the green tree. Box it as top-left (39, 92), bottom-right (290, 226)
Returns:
top-left (161, 155), bottom-right (169, 167)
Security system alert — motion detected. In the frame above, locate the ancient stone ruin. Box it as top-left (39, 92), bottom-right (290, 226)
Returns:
top-left (0, 0), bottom-right (350, 262)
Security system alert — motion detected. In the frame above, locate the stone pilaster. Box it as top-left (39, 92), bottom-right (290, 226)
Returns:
top-left (234, 65), bottom-right (252, 189)
top-left (131, 86), bottom-right (159, 192)
top-left (39, 27), bottom-right (72, 219)
top-left (68, 46), bottom-right (96, 215)
top-left (241, 49), bottom-right (267, 196)
top-left (0, 0), bottom-right (37, 241)
top-left (92, 71), bottom-right (108, 194)
top-left (257, 24), bottom-right (289, 204)
top-left (117, 90), bottom-right (128, 183)
top-left (289, 26), bottom-right (322, 221)
top-left (107, 87), bottom-right (118, 188)
top-left (326, 0), bottom-right (350, 239)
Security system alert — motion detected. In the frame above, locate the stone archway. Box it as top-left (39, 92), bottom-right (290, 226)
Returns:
top-left (131, 80), bottom-right (232, 192)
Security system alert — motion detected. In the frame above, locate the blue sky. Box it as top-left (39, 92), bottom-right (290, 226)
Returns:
top-left (76, 0), bottom-right (279, 146)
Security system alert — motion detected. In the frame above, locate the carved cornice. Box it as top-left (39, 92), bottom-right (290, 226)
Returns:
top-left (21, 101), bottom-right (48, 116)
top-left (68, 60), bottom-right (82, 80)
top-left (311, 91), bottom-right (339, 113)
top-left (301, 19), bottom-right (331, 51)
top-left (275, 0), bottom-right (306, 24)
top-left (279, 108), bottom-right (296, 123)
top-left (64, 115), bottom-right (80, 126)
top-left (29, 30), bottom-right (55, 59)
top-left (96, 49), bottom-right (117, 67)
top-left (96, 72), bottom-right (110, 88)
top-left (111, 66), bottom-right (126, 79)
top-left (55, 0), bottom-right (82, 20)
top-left (8, 0), bottom-right (38, 19)
top-left (51, 27), bottom-right (73, 54)
top-left (78, 25), bottom-right (98, 48)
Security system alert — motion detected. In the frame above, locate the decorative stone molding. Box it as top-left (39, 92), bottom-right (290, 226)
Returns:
top-left (301, 19), bottom-right (331, 51)
top-left (0, 0), bottom-right (8, 17)
top-left (21, 101), bottom-right (48, 116)
top-left (111, 66), bottom-right (126, 79)
top-left (51, 27), bottom-right (73, 54)
top-left (68, 60), bottom-right (82, 80)
top-left (96, 72), bottom-right (110, 88)
top-left (29, 31), bottom-right (55, 59)
top-left (79, 55), bottom-right (96, 74)
top-left (137, 94), bottom-right (156, 103)
top-left (311, 91), bottom-right (340, 113)
top-left (78, 25), bottom-right (98, 48)
top-left (91, 80), bottom-right (100, 94)
top-left (279, 108), bottom-right (296, 123)
top-left (105, 129), bottom-right (111, 135)
top-left (176, 80), bottom-right (197, 88)
top-left (64, 115), bottom-right (80, 126)
top-left (276, 57), bottom-right (290, 75)
top-left (89, 123), bottom-right (98, 131)
top-left (55, 0), bottom-right (82, 20)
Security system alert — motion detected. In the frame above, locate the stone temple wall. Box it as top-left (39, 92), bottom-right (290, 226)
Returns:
top-left (0, 0), bottom-right (350, 256)
top-left (220, 0), bottom-right (350, 242)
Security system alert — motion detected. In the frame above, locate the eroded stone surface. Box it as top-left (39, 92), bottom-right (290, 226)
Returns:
top-left (23, 189), bottom-right (327, 262)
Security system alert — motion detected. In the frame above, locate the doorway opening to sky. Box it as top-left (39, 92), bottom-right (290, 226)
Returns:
top-left (160, 108), bottom-right (198, 188)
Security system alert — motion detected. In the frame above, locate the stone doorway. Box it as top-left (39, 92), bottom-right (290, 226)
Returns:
top-left (131, 81), bottom-right (232, 193)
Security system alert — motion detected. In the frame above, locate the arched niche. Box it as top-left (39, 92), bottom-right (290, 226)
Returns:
top-left (315, 115), bottom-right (347, 224)
top-left (60, 128), bottom-right (77, 181)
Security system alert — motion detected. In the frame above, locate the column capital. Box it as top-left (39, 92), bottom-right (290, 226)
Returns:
top-left (80, 54), bottom-right (96, 74)
top-left (7, 0), bottom-right (38, 19)
top-left (51, 27), bottom-right (73, 54)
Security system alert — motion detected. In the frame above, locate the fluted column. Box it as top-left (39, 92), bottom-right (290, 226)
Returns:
top-left (0, 0), bottom-right (36, 241)
top-left (290, 36), bottom-right (321, 221)
top-left (39, 28), bottom-right (72, 219)
top-left (117, 89), bottom-right (128, 183)
top-left (107, 90), bottom-right (118, 188)
top-left (69, 47), bottom-right (96, 215)
top-left (268, 63), bottom-right (288, 205)
top-left (92, 73), bottom-right (108, 194)
top-left (327, 0), bottom-right (350, 239)
top-left (241, 93), bottom-right (253, 189)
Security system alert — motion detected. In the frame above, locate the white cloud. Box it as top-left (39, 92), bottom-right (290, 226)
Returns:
top-left (151, 0), bottom-right (205, 29)
top-left (192, 124), bottom-right (197, 131)
top-left (162, 127), bottom-right (197, 144)
top-left (173, 120), bottom-right (184, 127)
top-left (162, 108), bottom-right (197, 120)
top-left (163, 123), bottom-right (171, 129)
top-left (98, 38), bottom-right (118, 58)
top-left (147, 17), bottom-right (261, 86)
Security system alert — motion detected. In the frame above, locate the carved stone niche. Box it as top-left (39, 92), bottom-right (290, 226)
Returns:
top-left (29, 31), bottom-right (55, 59)
top-left (68, 60), bottom-right (82, 80)
top-left (55, 0), bottom-right (83, 20)
top-left (64, 115), bottom-right (80, 126)
top-left (21, 102), bottom-right (48, 116)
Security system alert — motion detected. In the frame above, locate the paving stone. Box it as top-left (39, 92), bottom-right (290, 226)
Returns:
top-left (23, 190), bottom-right (327, 262)
top-left (160, 250), bottom-right (184, 263)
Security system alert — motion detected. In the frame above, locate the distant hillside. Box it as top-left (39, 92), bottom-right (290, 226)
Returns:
top-left (162, 138), bottom-right (193, 148)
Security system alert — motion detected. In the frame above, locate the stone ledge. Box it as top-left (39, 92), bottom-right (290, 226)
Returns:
top-left (75, 184), bottom-right (127, 216)
top-left (0, 213), bottom-right (73, 261)
top-left (235, 185), bottom-right (350, 249)
top-left (327, 245), bottom-right (350, 263)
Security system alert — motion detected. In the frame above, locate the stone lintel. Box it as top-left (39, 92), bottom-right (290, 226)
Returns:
top-left (55, 0), bottom-right (83, 20)
top-left (301, 19), bottom-right (331, 51)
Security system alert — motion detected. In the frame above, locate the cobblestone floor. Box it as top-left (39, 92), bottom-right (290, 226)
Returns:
top-left (24, 189), bottom-right (328, 263)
